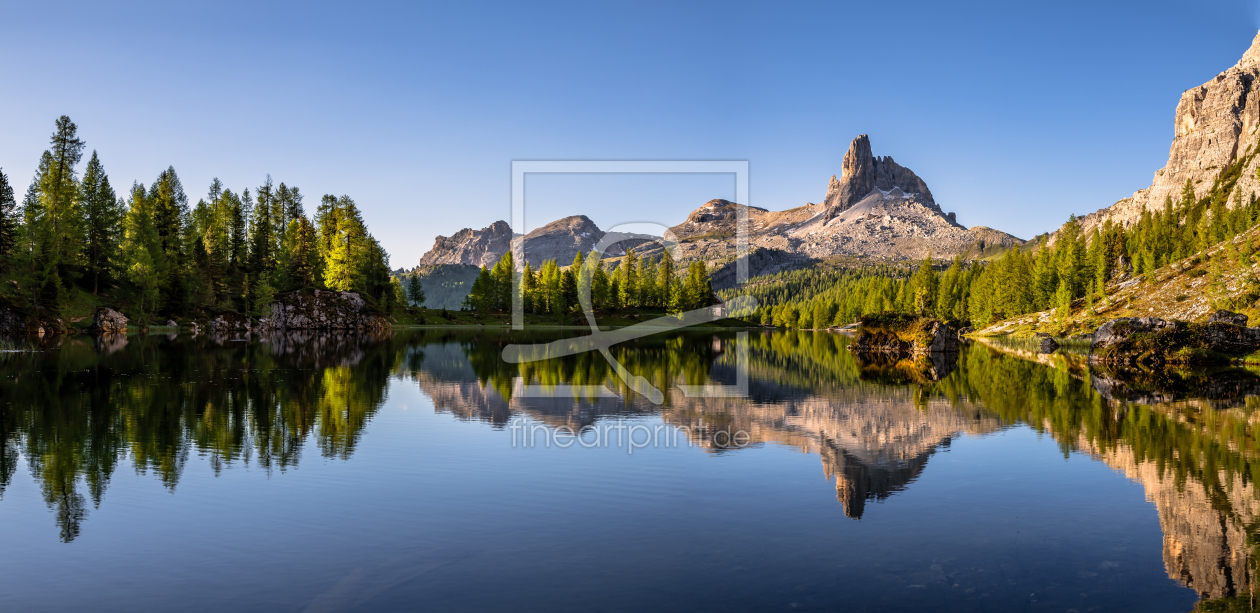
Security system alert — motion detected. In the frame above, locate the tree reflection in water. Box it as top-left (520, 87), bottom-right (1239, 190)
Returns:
top-left (7, 327), bottom-right (1260, 608)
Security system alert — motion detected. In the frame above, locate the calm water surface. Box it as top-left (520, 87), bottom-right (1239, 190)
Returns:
top-left (2, 328), bottom-right (1256, 612)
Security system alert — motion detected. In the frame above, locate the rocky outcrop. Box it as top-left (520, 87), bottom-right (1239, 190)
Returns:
top-left (1090, 314), bottom-right (1260, 364)
top-left (1210, 309), bottom-right (1249, 326)
top-left (822, 134), bottom-right (936, 213)
top-left (1068, 29), bottom-right (1260, 240)
top-left (418, 220), bottom-right (513, 268)
top-left (90, 308), bottom-right (129, 334)
top-left (848, 314), bottom-right (960, 355)
top-left (265, 290), bottom-right (390, 332)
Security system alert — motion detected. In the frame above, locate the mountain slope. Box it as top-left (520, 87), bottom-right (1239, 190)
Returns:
top-left (977, 224), bottom-right (1260, 338)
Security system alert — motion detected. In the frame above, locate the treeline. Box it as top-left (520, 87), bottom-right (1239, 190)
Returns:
top-left (462, 248), bottom-right (715, 315)
top-left (738, 149), bottom-right (1260, 329)
top-left (0, 116), bottom-right (397, 323)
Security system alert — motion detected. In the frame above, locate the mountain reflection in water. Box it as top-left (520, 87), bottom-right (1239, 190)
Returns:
top-left (3, 328), bottom-right (1260, 609)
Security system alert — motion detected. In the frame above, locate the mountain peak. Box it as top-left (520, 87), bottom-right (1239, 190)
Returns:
top-left (822, 135), bottom-right (935, 214)
top-left (1238, 28), bottom-right (1260, 69)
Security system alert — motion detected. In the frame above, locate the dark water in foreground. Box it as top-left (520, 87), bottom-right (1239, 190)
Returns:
top-left (3, 329), bottom-right (1260, 612)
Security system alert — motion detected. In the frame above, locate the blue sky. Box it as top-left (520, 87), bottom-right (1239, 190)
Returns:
top-left (2, 0), bottom-right (1259, 267)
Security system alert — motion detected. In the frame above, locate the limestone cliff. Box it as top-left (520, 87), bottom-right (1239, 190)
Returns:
top-left (1071, 29), bottom-right (1260, 238)
top-left (418, 215), bottom-right (622, 269)
top-left (418, 220), bottom-right (513, 268)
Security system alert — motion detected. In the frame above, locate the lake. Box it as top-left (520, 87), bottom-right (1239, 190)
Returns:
top-left (1, 327), bottom-right (1255, 612)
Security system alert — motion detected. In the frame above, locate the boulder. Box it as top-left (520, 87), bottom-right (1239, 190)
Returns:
top-left (1039, 337), bottom-right (1059, 353)
top-left (165, 319), bottom-right (178, 328)
top-left (1091, 316), bottom-right (1260, 364)
top-left (1209, 310), bottom-right (1249, 326)
top-left (90, 308), bottom-right (129, 334)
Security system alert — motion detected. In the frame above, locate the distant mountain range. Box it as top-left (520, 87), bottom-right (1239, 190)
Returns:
top-left (411, 134), bottom-right (1025, 303)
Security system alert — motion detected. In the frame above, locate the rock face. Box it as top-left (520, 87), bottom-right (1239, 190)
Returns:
top-left (1068, 29), bottom-right (1260, 239)
top-left (1090, 315), bottom-right (1260, 364)
top-left (418, 220), bottom-right (513, 268)
top-left (848, 314), bottom-right (960, 355)
top-left (265, 290), bottom-right (391, 332)
top-left (418, 215), bottom-right (649, 270)
top-left (822, 134), bottom-right (936, 213)
top-left (90, 308), bottom-right (129, 334)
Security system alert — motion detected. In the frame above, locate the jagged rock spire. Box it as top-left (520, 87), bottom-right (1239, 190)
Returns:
top-left (822, 135), bottom-right (936, 212)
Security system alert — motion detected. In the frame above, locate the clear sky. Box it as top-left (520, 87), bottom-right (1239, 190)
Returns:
top-left (3, 0), bottom-right (1259, 267)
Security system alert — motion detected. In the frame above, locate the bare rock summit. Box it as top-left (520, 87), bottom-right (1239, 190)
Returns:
top-left (822, 134), bottom-right (935, 216)
top-left (418, 220), bottom-right (513, 268)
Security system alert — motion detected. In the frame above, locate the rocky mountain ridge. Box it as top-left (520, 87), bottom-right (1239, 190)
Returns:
top-left (416, 135), bottom-right (1023, 280)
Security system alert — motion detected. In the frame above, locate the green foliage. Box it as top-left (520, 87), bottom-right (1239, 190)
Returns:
top-left (405, 273), bottom-right (426, 307)
top-left (0, 116), bottom-right (396, 323)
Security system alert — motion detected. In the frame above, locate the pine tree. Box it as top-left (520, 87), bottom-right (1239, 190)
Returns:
top-left (592, 260), bottom-right (610, 310)
top-left (80, 152), bottom-right (120, 295)
top-left (122, 183), bottom-right (163, 320)
top-left (237, 189), bottom-right (253, 263)
top-left (657, 248), bottom-right (675, 306)
top-left (0, 168), bottom-right (16, 265)
top-left (406, 274), bottom-right (425, 307)
top-left (559, 268), bottom-right (577, 314)
top-left (618, 248), bottom-right (639, 307)
top-left (250, 180), bottom-right (276, 276)
top-left (40, 116), bottom-right (87, 278)
top-left (149, 167), bottom-right (188, 313)
top-left (286, 216), bottom-right (320, 289)
top-left (909, 256), bottom-right (937, 315)
top-left (521, 262), bottom-right (537, 312)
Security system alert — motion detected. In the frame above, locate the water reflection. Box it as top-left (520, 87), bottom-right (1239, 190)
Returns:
top-left (0, 331), bottom-right (395, 541)
top-left (5, 327), bottom-right (1260, 608)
